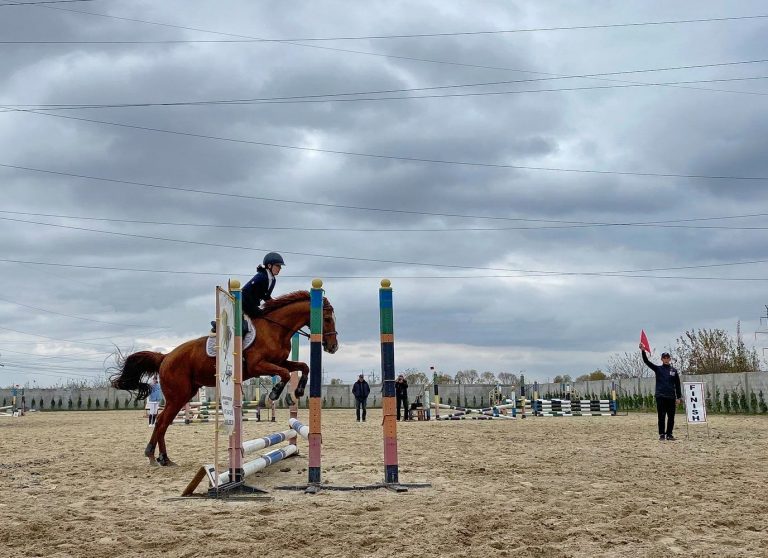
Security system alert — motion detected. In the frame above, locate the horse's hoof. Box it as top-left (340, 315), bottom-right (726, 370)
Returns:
top-left (269, 381), bottom-right (286, 401)
top-left (157, 454), bottom-right (176, 467)
top-left (284, 393), bottom-right (295, 406)
top-left (294, 387), bottom-right (304, 398)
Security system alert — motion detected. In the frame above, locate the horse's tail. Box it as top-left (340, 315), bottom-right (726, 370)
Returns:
top-left (110, 350), bottom-right (166, 401)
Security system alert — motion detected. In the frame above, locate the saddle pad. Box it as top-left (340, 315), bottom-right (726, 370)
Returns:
top-left (206, 316), bottom-right (256, 357)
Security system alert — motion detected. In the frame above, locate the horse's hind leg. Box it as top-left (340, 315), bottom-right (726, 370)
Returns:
top-left (154, 392), bottom-right (190, 466)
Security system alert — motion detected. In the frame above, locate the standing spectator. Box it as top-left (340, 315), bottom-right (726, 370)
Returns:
top-left (147, 375), bottom-right (162, 427)
top-left (640, 346), bottom-right (682, 441)
top-left (395, 374), bottom-right (410, 421)
top-left (352, 374), bottom-right (371, 422)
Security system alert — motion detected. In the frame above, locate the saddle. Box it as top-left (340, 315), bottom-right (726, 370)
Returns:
top-left (206, 316), bottom-right (256, 357)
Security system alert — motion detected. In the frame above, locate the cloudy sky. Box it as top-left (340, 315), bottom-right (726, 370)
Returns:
top-left (2, 0), bottom-right (768, 387)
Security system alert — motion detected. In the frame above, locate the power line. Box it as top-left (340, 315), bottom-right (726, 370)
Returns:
top-left (13, 12), bottom-right (768, 38)
top-left (3, 68), bottom-right (768, 112)
top-left (0, 258), bottom-right (766, 282)
top-left (32, 4), bottom-right (768, 101)
top-left (3, 208), bottom-right (768, 231)
top-left (3, 214), bottom-right (768, 276)
top-left (0, 324), bottom-right (118, 348)
top-left (0, 0), bottom-right (94, 6)
top-left (0, 296), bottom-right (168, 328)
top-left (4, 111), bottom-right (768, 181)
top-left (1, 359), bottom-right (105, 371)
top-left (0, 347), bottom-right (109, 362)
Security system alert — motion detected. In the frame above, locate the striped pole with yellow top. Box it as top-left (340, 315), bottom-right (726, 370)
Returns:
top-left (228, 279), bottom-right (245, 483)
top-left (379, 279), bottom-right (399, 484)
top-left (307, 278), bottom-right (324, 485)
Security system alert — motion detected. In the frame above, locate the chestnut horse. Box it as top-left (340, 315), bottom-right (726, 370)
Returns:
top-left (110, 291), bottom-right (338, 466)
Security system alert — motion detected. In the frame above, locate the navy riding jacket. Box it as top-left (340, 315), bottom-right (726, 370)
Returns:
top-left (242, 267), bottom-right (275, 317)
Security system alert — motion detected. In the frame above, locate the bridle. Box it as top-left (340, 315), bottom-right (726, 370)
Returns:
top-left (259, 307), bottom-right (337, 341)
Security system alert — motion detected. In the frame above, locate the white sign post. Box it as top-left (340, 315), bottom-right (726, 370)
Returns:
top-left (216, 287), bottom-right (236, 436)
top-left (683, 381), bottom-right (709, 438)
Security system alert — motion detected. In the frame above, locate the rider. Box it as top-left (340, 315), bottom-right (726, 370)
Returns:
top-left (242, 252), bottom-right (285, 321)
top-left (210, 252), bottom-right (285, 334)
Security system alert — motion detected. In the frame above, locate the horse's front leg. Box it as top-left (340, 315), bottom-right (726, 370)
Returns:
top-left (282, 360), bottom-right (310, 397)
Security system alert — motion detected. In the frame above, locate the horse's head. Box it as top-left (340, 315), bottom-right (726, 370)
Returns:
top-left (322, 299), bottom-right (338, 354)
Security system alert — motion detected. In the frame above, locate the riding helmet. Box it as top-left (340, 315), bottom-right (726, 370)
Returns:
top-left (263, 252), bottom-right (286, 266)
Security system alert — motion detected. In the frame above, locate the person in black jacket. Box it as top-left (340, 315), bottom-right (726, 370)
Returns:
top-left (395, 374), bottom-right (410, 421)
top-left (640, 346), bottom-right (682, 441)
top-left (242, 252), bottom-right (285, 320)
top-left (352, 374), bottom-right (371, 422)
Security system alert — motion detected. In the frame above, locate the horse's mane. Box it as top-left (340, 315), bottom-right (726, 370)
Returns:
top-left (261, 290), bottom-right (331, 316)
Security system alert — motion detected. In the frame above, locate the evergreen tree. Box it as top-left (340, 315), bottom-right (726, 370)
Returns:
top-left (749, 391), bottom-right (758, 414)
top-left (723, 391), bottom-right (731, 413)
top-left (759, 391), bottom-right (767, 414)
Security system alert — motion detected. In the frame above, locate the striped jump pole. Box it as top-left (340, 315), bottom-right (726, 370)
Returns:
top-left (183, 279), bottom-right (291, 499)
top-left (289, 332), bottom-right (300, 421)
top-left (378, 279), bottom-right (430, 492)
top-left (379, 279), bottom-right (399, 485)
top-left (306, 278), bottom-right (324, 490)
top-left (431, 367), bottom-right (440, 420)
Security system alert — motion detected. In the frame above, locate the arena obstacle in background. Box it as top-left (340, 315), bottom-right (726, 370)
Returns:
top-left (431, 378), bottom-right (529, 420)
top-left (531, 381), bottom-right (618, 417)
top-left (0, 386), bottom-right (25, 418)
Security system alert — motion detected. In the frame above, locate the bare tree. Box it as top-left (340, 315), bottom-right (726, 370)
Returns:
top-left (497, 372), bottom-right (519, 385)
top-left (403, 368), bottom-right (429, 385)
top-left (606, 351), bottom-right (651, 378)
top-left (479, 371), bottom-right (497, 384)
top-left (455, 369), bottom-right (480, 384)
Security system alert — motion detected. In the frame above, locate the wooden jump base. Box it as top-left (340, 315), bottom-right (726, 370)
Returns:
top-left (182, 423), bottom-right (300, 496)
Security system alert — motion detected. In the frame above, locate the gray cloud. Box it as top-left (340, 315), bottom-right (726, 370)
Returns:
top-left (2, 0), bottom-right (768, 386)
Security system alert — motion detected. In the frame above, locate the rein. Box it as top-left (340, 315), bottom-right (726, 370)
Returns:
top-left (259, 315), bottom-right (336, 340)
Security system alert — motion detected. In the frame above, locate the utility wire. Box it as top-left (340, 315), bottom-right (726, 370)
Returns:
top-left (0, 258), bottom-right (766, 282)
top-left (3, 67), bottom-right (768, 112)
top-left (4, 214), bottom-right (768, 276)
top-left (0, 347), bottom-right (110, 362)
top-left (32, 4), bottom-right (768, 100)
top-left (0, 296), bottom-right (168, 328)
top-left (0, 324), bottom-right (118, 348)
top-left (1, 359), bottom-right (105, 371)
top-left (16, 11), bottom-right (768, 38)
top-left (3, 112), bottom-right (768, 181)
top-left (3, 208), bottom-right (768, 231)
top-left (0, 0), bottom-right (93, 6)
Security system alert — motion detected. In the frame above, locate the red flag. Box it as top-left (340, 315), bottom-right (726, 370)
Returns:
top-left (639, 330), bottom-right (651, 353)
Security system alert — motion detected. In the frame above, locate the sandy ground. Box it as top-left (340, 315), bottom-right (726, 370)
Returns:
top-left (1, 409), bottom-right (767, 558)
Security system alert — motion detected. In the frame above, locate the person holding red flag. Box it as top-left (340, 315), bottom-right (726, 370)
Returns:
top-left (639, 343), bottom-right (682, 441)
